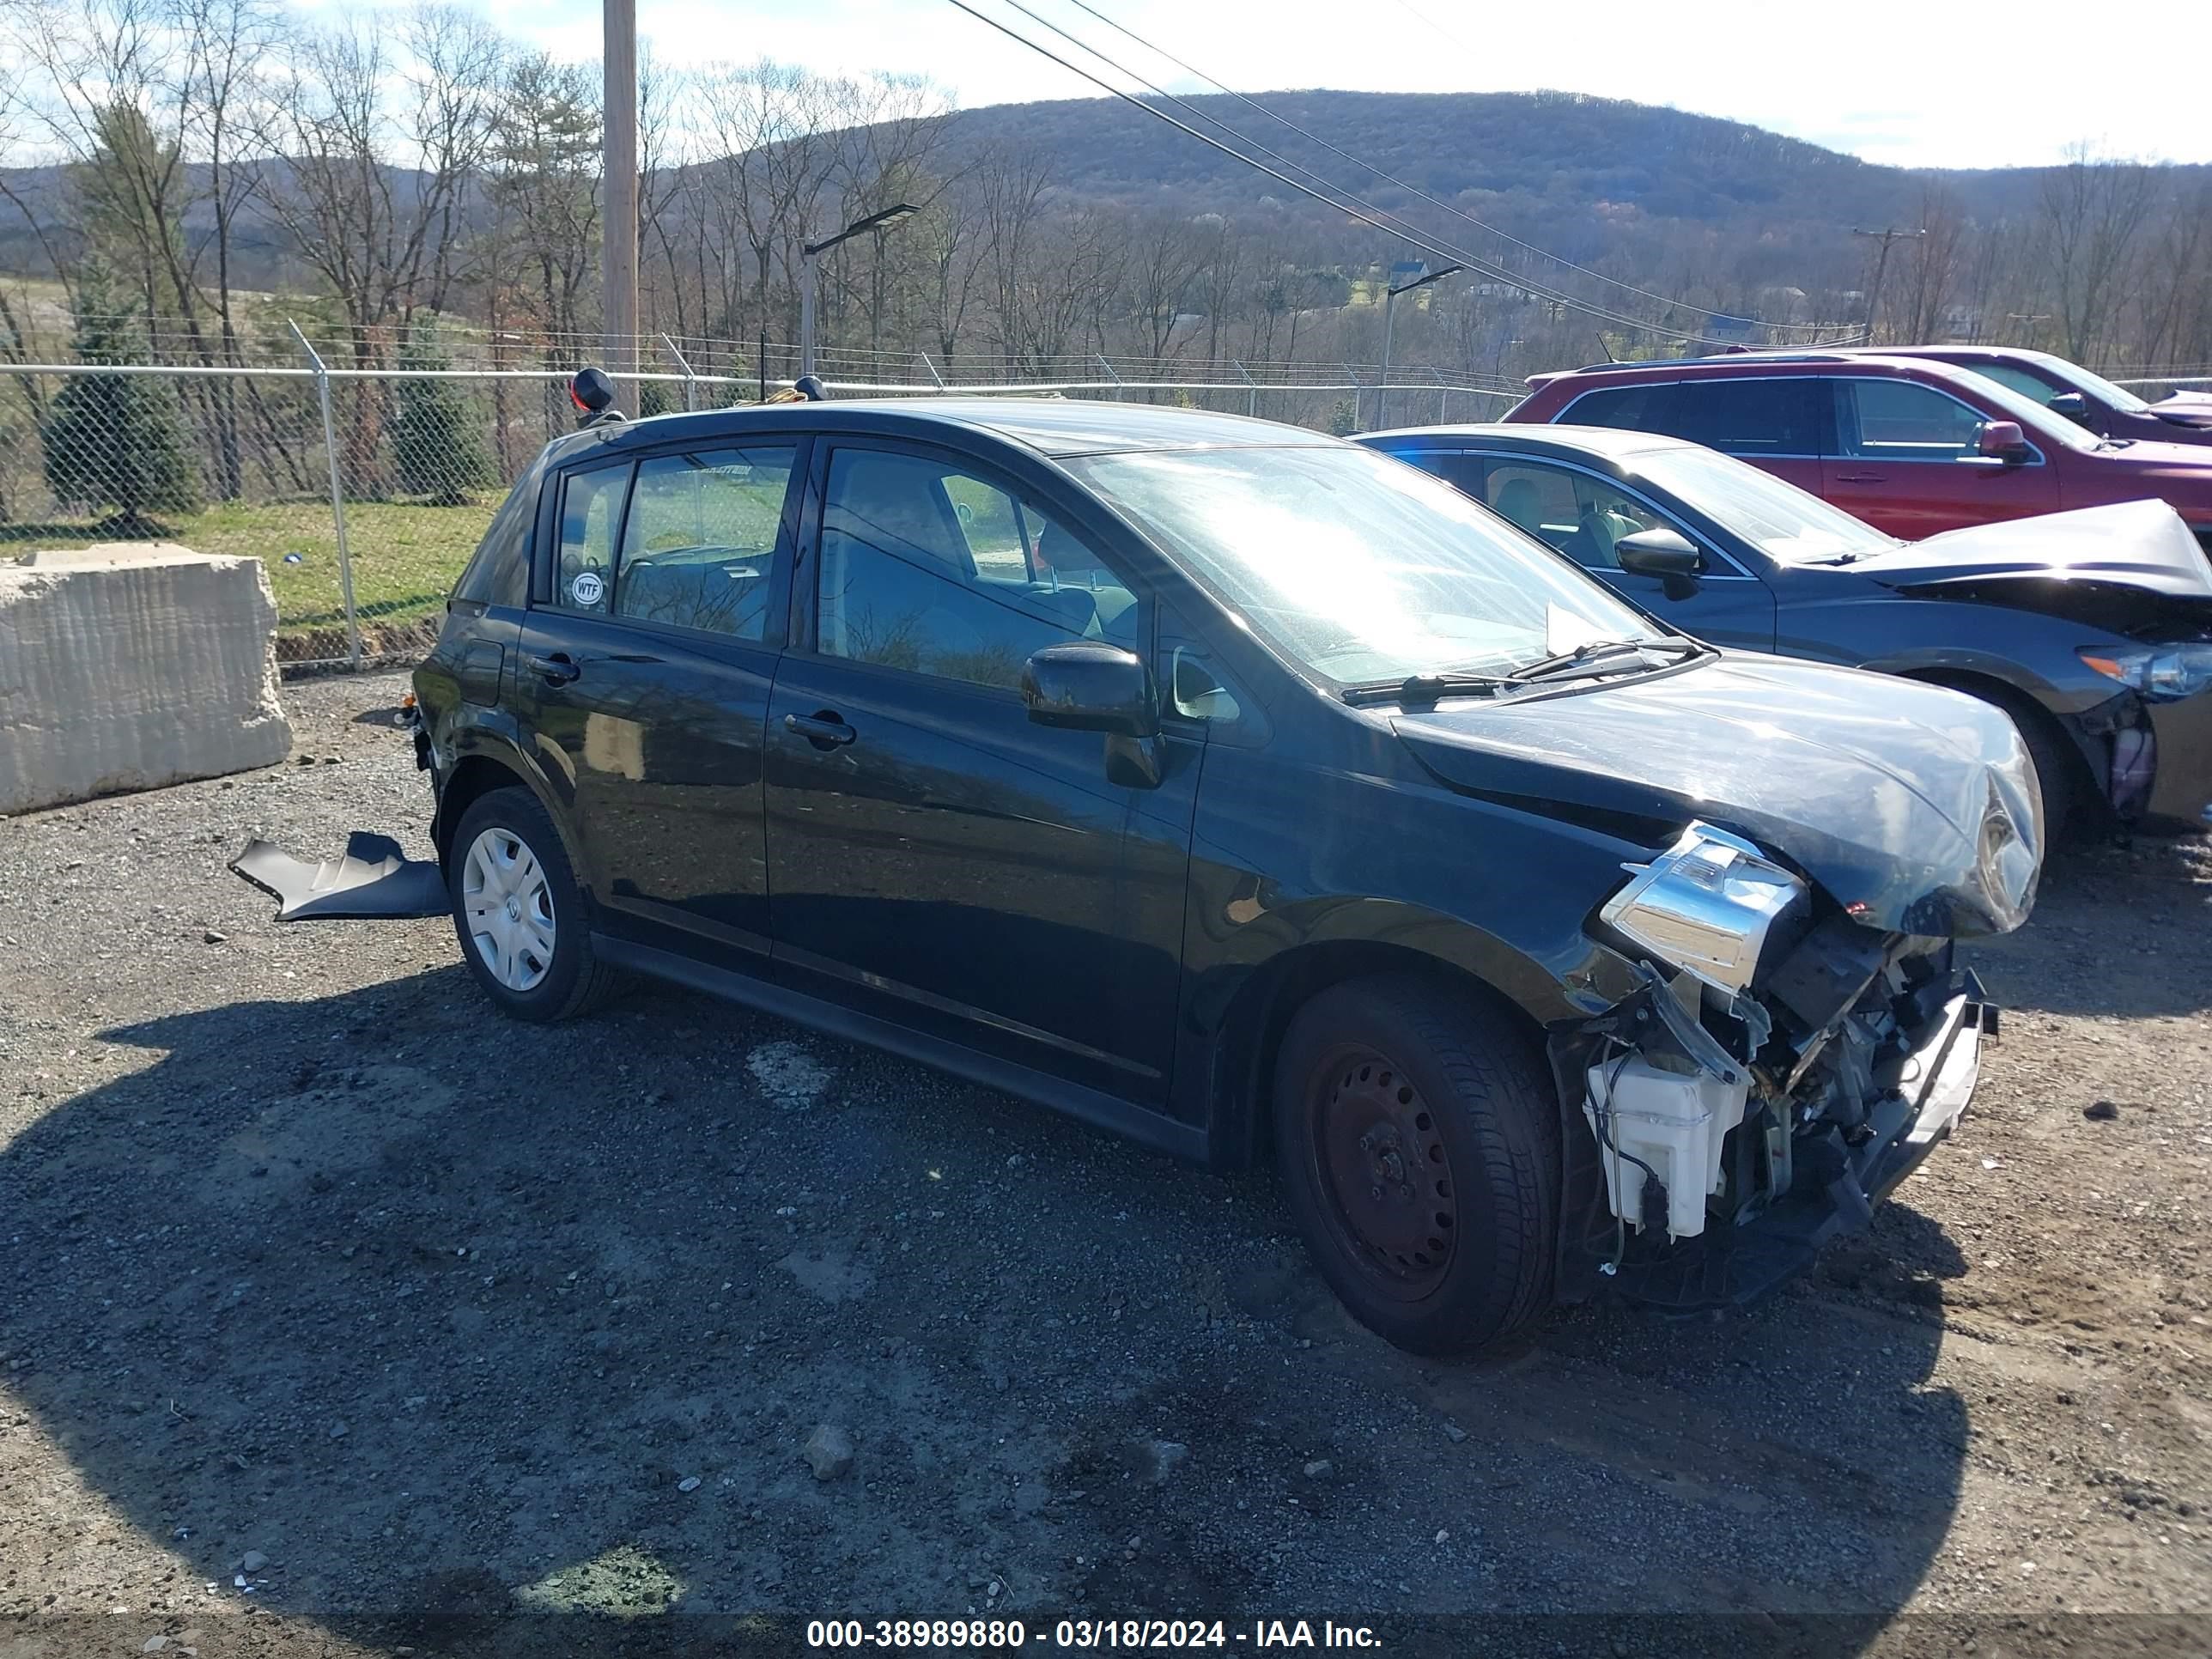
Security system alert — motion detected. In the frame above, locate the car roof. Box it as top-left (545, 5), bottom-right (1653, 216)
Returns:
top-left (1850, 344), bottom-right (2062, 367)
top-left (541, 397), bottom-right (1337, 465)
top-left (1361, 422), bottom-right (1698, 461)
top-left (1527, 351), bottom-right (1997, 391)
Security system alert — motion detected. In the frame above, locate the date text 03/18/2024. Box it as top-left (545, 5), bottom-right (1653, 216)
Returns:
top-left (805, 1619), bottom-right (1382, 1649)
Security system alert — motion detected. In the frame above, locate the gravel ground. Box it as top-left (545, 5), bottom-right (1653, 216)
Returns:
top-left (2, 671), bottom-right (2208, 1658)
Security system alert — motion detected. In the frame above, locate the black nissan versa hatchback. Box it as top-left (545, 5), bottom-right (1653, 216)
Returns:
top-left (394, 397), bottom-right (2039, 1354)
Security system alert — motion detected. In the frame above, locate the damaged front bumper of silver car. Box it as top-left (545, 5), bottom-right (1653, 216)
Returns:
top-left (1548, 820), bottom-right (2009, 1313)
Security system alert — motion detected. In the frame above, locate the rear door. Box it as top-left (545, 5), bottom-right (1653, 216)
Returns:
top-left (1824, 377), bottom-right (2058, 538)
top-left (511, 437), bottom-right (802, 955)
top-left (762, 438), bottom-right (1200, 1109)
top-left (1561, 376), bottom-right (1829, 499)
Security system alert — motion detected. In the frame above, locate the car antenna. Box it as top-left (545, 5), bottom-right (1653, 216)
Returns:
top-left (1594, 332), bottom-right (1617, 363)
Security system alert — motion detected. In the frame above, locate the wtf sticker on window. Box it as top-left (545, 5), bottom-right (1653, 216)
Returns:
top-left (569, 570), bottom-right (605, 607)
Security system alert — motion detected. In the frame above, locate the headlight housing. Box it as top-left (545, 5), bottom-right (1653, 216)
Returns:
top-left (2079, 641), bottom-right (2212, 702)
top-left (1600, 823), bottom-right (1806, 995)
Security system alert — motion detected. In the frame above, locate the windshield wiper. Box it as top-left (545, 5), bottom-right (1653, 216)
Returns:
top-left (1340, 671), bottom-right (1513, 706)
top-left (1507, 635), bottom-right (1699, 683)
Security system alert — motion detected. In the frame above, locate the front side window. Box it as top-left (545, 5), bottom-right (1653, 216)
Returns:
top-left (1066, 444), bottom-right (1668, 690)
top-left (1483, 464), bottom-right (1577, 544)
top-left (1480, 462), bottom-right (1671, 569)
top-left (614, 444), bottom-right (795, 640)
top-left (1839, 379), bottom-right (1989, 460)
top-left (816, 447), bottom-right (1141, 690)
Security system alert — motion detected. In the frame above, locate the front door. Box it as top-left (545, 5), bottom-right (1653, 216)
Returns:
top-left (1823, 377), bottom-right (2059, 538)
top-left (512, 440), bottom-right (802, 954)
top-left (763, 440), bottom-right (1199, 1107)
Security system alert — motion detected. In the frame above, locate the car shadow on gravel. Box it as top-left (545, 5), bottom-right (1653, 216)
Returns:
top-left (1, 964), bottom-right (1968, 1651)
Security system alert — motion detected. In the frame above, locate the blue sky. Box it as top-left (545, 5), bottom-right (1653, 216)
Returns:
top-left (441, 0), bottom-right (2212, 169)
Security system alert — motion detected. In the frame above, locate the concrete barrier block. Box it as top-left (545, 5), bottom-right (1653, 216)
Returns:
top-left (0, 543), bottom-right (294, 814)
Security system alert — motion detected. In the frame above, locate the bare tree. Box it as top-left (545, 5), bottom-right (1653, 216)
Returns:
top-left (1126, 210), bottom-right (1206, 372)
top-left (2038, 144), bottom-right (2159, 363)
top-left (1897, 181), bottom-right (1967, 345)
top-left (257, 5), bottom-right (502, 354)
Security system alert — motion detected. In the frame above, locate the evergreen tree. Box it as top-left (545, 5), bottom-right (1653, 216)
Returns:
top-left (392, 322), bottom-right (495, 505)
top-left (43, 258), bottom-right (199, 534)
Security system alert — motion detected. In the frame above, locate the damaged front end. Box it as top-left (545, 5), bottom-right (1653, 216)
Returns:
top-left (1548, 823), bottom-right (2002, 1313)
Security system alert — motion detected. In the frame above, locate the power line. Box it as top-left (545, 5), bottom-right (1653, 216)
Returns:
top-left (948, 0), bottom-right (1818, 349)
top-left (1385, 0), bottom-right (1477, 56)
top-left (1062, 0), bottom-right (1816, 335)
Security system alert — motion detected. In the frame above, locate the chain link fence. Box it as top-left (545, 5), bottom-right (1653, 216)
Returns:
top-left (0, 344), bottom-right (1517, 670)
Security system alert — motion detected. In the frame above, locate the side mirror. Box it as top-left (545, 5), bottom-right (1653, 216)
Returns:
top-left (2047, 390), bottom-right (2090, 424)
top-left (1021, 641), bottom-right (1158, 738)
top-left (1975, 419), bottom-right (2032, 464)
top-left (1612, 526), bottom-right (1704, 599)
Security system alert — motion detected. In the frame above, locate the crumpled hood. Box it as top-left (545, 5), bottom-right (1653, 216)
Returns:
top-left (1392, 654), bottom-right (2041, 938)
top-left (2150, 390), bottom-right (2212, 428)
top-left (1844, 499), bottom-right (2212, 599)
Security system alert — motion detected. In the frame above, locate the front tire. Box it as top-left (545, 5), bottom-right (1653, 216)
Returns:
top-left (448, 787), bottom-right (623, 1022)
top-left (1273, 975), bottom-right (1559, 1355)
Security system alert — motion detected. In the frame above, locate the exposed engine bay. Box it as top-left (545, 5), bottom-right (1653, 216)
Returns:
top-left (1551, 822), bottom-right (1999, 1311)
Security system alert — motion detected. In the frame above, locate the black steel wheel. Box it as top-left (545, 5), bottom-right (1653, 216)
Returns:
top-left (1274, 975), bottom-right (1559, 1355)
top-left (1308, 1044), bottom-right (1462, 1301)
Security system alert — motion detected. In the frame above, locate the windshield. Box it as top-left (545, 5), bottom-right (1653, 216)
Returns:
top-left (1631, 445), bottom-right (1897, 564)
top-left (1065, 445), bottom-right (1669, 687)
top-left (1940, 370), bottom-right (2103, 452)
top-left (2032, 355), bottom-right (2154, 414)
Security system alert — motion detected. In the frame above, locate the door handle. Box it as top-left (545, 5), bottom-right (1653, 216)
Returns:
top-left (785, 710), bottom-right (856, 748)
top-left (527, 653), bottom-right (580, 684)
top-left (1832, 471), bottom-right (1885, 483)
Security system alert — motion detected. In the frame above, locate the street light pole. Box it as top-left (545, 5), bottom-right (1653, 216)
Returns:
top-left (1376, 262), bottom-right (1462, 431)
top-left (601, 0), bottom-right (638, 414)
top-left (799, 204), bottom-right (921, 381)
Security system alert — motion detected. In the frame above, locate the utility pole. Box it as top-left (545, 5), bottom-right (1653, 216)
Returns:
top-left (1851, 226), bottom-right (1923, 347)
top-left (601, 0), bottom-right (639, 415)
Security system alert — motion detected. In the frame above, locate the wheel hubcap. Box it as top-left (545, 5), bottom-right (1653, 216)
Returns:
top-left (461, 827), bottom-right (556, 992)
top-left (1312, 1047), bottom-right (1459, 1299)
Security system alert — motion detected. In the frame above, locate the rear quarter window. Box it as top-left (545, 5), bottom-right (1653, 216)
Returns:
top-left (450, 465), bottom-right (538, 609)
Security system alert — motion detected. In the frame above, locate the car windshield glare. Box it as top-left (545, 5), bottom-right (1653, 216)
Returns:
top-left (1631, 445), bottom-right (1898, 564)
top-left (1943, 370), bottom-right (2101, 451)
top-left (1066, 445), bottom-right (1668, 687)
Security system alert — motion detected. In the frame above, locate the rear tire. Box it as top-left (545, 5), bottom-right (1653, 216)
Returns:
top-left (1273, 975), bottom-right (1559, 1355)
top-left (448, 787), bottom-right (623, 1022)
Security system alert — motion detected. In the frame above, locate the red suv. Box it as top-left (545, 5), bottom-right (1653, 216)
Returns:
top-left (1507, 352), bottom-right (2212, 546)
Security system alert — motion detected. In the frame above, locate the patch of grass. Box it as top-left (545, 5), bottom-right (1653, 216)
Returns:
top-left (3, 496), bottom-right (493, 635)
